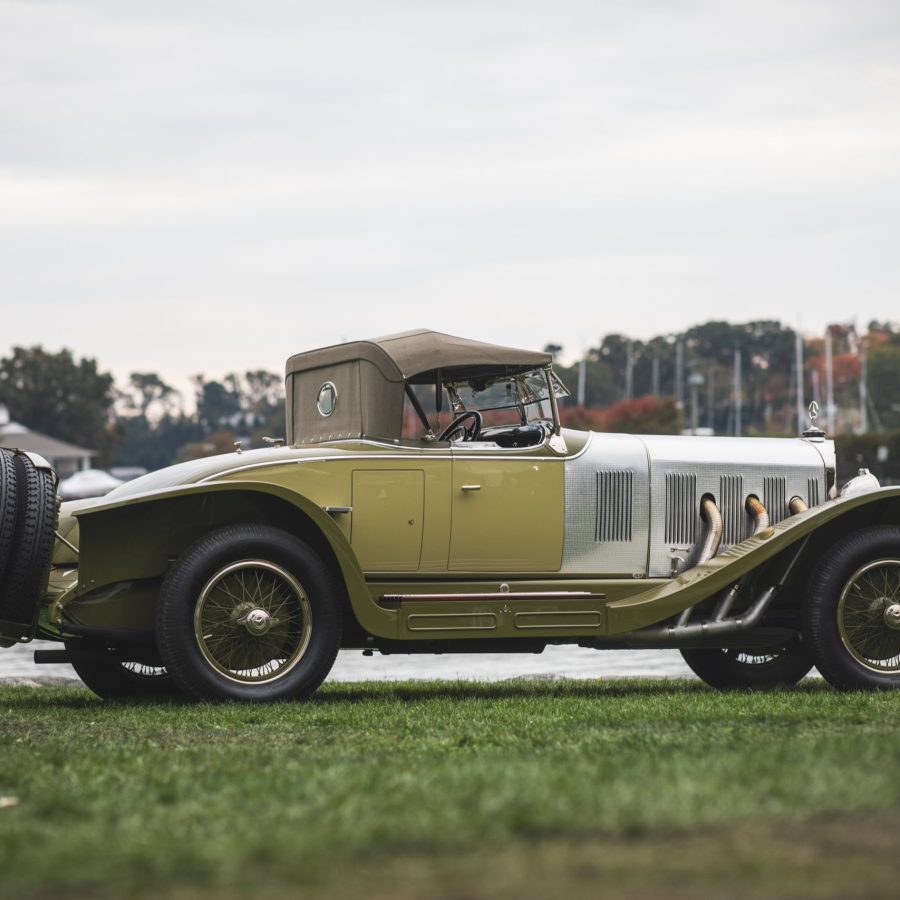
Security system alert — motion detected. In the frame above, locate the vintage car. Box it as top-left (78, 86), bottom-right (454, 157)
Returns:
top-left (1, 329), bottom-right (899, 700)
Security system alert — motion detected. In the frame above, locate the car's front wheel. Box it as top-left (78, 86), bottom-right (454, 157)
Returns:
top-left (804, 526), bottom-right (900, 690)
top-left (680, 641), bottom-right (814, 690)
top-left (157, 524), bottom-right (342, 702)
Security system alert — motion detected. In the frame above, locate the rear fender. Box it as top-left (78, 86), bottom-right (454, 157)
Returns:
top-left (71, 482), bottom-right (395, 638)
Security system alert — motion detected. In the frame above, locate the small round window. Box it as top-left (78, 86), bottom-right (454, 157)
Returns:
top-left (317, 382), bottom-right (337, 417)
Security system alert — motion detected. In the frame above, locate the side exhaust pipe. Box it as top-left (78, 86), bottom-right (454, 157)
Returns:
top-left (623, 534), bottom-right (811, 647)
top-left (625, 586), bottom-right (779, 645)
top-left (696, 496), bottom-right (723, 566)
top-left (789, 496), bottom-right (808, 515)
top-left (746, 495), bottom-right (769, 535)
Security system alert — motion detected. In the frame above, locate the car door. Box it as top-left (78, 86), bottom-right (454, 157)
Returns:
top-left (349, 450), bottom-right (454, 575)
top-left (448, 443), bottom-right (564, 573)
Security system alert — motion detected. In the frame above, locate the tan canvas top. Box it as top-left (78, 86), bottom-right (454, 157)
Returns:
top-left (285, 329), bottom-right (550, 383)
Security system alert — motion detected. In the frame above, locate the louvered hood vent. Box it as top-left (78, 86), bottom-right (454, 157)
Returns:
top-left (764, 475), bottom-right (788, 524)
top-left (665, 473), bottom-right (697, 545)
top-left (596, 470), bottom-right (633, 542)
top-left (720, 474), bottom-right (746, 545)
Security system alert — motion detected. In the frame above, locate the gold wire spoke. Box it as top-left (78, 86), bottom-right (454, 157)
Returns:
top-left (261, 571), bottom-right (279, 608)
top-left (200, 616), bottom-right (241, 648)
top-left (201, 597), bottom-right (239, 626)
top-left (886, 568), bottom-right (900, 601)
top-left (216, 632), bottom-right (249, 666)
top-left (843, 616), bottom-right (880, 635)
top-left (271, 600), bottom-right (303, 630)
top-left (203, 587), bottom-right (240, 616)
top-left (264, 578), bottom-right (292, 613)
top-left (214, 576), bottom-right (246, 608)
top-left (205, 633), bottom-right (243, 658)
top-left (255, 570), bottom-right (271, 606)
top-left (248, 569), bottom-right (261, 605)
top-left (266, 582), bottom-right (289, 616)
top-left (846, 582), bottom-right (878, 608)
top-left (268, 627), bottom-right (299, 659)
top-left (274, 588), bottom-right (306, 622)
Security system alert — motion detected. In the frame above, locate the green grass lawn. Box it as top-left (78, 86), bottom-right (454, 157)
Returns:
top-left (1, 679), bottom-right (898, 899)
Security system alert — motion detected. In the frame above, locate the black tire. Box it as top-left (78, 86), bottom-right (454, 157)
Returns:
top-left (66, 643), bottom-right (179, 701)
top-left (0, 448), bottom-right (18, 591)
top-left (157, 524), bottom-right (343, 702)
top-left (0, 452), bottom-right (57, 633)
top-left (804, 526), bottom-right (900, 690)
top-left (680, 641), bottom-right (814, 690)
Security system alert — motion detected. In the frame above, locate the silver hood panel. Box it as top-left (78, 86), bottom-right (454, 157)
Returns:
top-left (562, 433), bottom-right (830, 578)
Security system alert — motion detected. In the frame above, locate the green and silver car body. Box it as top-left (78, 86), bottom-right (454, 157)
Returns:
top-left (5, 329), bottom-right (900, 697)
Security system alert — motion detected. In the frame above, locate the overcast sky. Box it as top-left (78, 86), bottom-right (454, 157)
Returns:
top-left (2, 0), bottom-right (899, 393)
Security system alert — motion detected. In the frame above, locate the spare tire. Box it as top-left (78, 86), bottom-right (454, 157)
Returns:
top-left (0, 451), bottom-right (58, 639)
top-left (0, 449), bottom-right (18, 591)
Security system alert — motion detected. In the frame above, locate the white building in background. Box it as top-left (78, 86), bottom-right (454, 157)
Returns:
top-left (0, 404), bottom-right (95, 478)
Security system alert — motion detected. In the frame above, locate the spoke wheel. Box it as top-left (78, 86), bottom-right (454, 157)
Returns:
top-left (680, 641), bottom-right (813, 690)
top-left (805, 526), bottom-right (900, 690)
top-left (836, 559), bottom-right (900, 673)
top-left (194, 560), bottom-right (312, 684)
top-left (157, 524), bottom-right (342, 702)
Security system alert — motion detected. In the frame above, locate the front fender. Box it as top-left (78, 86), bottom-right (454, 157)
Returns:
top-left (71, 481), bottom-right (394, 638)
top-left (606, 486), bottom-right (900, 634)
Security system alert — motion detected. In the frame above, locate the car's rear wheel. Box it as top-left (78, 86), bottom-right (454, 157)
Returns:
top-left (156, 524), bottom-right (343, 702)
top-left (66, 645), bottom-right (179, 700)
top-left (804, 526), bottom-right (900, 690)
top-left (680, 641), bottom-right (814, 689)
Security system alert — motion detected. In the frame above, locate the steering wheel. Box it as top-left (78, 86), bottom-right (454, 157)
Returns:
top-left (438, 410), bottom-right (483, 442)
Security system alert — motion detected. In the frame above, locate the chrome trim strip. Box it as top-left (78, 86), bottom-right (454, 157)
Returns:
top-left (200, 451), bottom-right (562, 481)
top-left (382, 590), bottom-right (607, 602)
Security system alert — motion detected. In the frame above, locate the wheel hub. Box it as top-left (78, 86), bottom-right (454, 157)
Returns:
top-left (884, 603), bottom-right (900, 631)
top-left (240, 607), bottom-right (275, 636)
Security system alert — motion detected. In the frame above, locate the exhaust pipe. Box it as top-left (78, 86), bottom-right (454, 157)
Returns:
top-left (746, 495), bottom-right (769, 535)
top-left (623, 534), bottom-right (812, 647)
top-left (673, 497), bottom-right (722, 622)
top-left (789, 496), bottom-right (808, 515)
top-left (696, 496), bottom-right (723, 566)
top-left (624, 586), bottom-right (778, 645)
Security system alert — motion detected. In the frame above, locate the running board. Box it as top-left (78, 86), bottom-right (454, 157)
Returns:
top-left (381, 591), bottom-right (607, 603)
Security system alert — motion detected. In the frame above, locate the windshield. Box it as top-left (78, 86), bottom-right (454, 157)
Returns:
top-left (401, 367), bottom-right (569, 438)
top-left (446, 368), bottom-right (569, 427)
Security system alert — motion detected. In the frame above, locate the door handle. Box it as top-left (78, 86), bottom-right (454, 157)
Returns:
top-left (460, 484), bottom-right (481, 492)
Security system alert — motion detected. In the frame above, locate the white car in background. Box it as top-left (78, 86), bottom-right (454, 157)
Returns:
top-left (58, 469), bottom-right (124, 501)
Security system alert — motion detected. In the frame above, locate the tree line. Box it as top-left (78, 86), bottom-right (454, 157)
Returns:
top-left (0, 347), bottom-right (284, 470)
top-left (1, 317), bottom-right (898, 471)
top-left (550, 319), bottom-right (900, 437)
